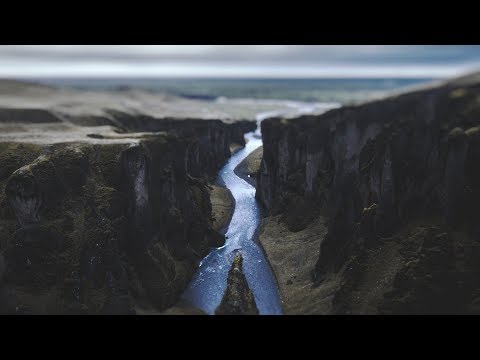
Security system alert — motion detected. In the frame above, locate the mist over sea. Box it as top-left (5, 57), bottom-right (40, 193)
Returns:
top-left (25, 78), bottom-right (435, 105)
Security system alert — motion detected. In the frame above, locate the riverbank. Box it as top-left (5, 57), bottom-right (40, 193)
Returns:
top-left (234, 146), bottom-right (263, 187)
top-left (258, 215), bottom-right (339, 314)
top-left (181, 131), bottom-right (282, 315)
top-left (210, 184), bottom-right (234, 235)
top-left (239, 139), bottom-right (337, 314)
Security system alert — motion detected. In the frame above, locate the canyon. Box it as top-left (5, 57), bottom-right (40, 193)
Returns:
top-left (0, 80), bottom-right (257, 314)
top-left (257, 73), bottom-right (480, 314)
top-left (2, 72), bottom-right (480, 315)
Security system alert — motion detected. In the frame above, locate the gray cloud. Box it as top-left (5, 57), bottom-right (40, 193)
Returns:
top-left (2, 45), bottom-right (480, 63)
top-left (0, 45), bottom-right (479, 77)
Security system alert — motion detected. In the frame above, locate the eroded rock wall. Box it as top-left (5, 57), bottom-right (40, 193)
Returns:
top-left (100, 113), bottom-right (256, 177)
top-left (0, 116), bottom-right (253, 314)
top-left (257, 77), bottom-right (480, 314)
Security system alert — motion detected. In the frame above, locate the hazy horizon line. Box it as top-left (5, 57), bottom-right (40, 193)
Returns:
top-left (3, 75), bottom-right (442, 80)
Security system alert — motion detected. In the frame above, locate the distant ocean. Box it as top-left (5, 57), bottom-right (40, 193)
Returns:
top-left (27, 78), bottom-right (436, 104)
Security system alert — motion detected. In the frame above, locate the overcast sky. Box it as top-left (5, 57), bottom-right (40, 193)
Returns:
top-left (0, 45), bottom-right (479, 78)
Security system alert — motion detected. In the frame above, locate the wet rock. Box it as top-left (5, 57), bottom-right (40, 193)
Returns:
top-left (215, 253), bottom-right (259, 315)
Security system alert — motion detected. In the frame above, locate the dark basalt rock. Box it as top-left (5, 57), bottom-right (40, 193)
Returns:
top-left (0, 137), bottom-right (222, 313)
top-left (257, 73), bottom-right (480, 314)
top-left (0, 253), bottom-right (5, 283)
top-left (0, 118), bottom-right (255, 314)
top-left (0, 80), bottom-right (257, 314)
top-left (215, 253), bottom-right (259, 315)
top-left (0, 108), bottom-right (62, 124)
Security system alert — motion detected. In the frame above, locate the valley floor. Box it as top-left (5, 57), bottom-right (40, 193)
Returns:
top-left (258, 215), bottom-right (340, 314)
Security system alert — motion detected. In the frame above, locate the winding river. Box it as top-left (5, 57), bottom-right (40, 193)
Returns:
top-left (182, 102), bottom-right (339, 315)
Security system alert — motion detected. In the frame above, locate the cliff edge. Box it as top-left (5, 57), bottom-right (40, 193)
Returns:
top-left (0, 80), bottom-right (256, 314)
top-left (257, 73), bottom-right (480, 314)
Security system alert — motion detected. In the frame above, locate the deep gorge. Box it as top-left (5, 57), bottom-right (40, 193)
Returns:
top-left (3, 72), bottom-right (480, 315)
top-left (256, 74), bottom-right (480, 314)
top-left (0, 104), bottom-right (256, 314)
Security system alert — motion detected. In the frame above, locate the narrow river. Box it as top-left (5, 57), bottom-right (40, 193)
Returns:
top-left (182, 102), bottom-right (339, 315)
top-left (182, 125), bottom-right (282, 314)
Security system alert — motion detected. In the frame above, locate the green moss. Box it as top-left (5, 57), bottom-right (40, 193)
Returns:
top-left (94, 186), bottom-right (124, 219)
top-left (0, 142), bottom-right (43, 181)
top-left (232, 252), bottom-right (243, 270)
top-left (448, 127), bottom-right (466, 143)
top-left (89, 143), bottom-right (127, 188)
top-left (49, 144), bottom-right (89, 191)
top-left (465, 126), bottom-right (480, 137)
top-left (363, 203), bottom-right (378, 214)
top-left (0, 129), bottom-right (225, 313)
top-left (449, 88), bottom-right (467, 99)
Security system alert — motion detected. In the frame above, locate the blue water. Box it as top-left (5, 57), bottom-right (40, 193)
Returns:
top-left (182, 102), bottom-right (340, 315)
top-left (27, 77), bottom-right (434, 104)
top-left (181, 130), bottom-right (282, 314)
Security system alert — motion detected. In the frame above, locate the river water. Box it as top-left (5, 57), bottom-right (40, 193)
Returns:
top-left (181, 102), bottom-right (339, 315)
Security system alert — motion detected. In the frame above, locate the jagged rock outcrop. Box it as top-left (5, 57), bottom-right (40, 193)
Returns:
top-left (234, 146), bottom-right (263, 187)
top-left (257, 73), bottom-right (480, 314)
top-left (215, 252), bottom-right (259, 315)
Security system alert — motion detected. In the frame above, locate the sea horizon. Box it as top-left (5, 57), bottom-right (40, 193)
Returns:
top-left (14, 77), bottom-right (437, 104)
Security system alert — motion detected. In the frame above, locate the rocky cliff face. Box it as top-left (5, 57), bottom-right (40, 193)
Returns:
top-left (0, 133), bottom-right (228, 314)
top-left (0, 81), bottom-right (256, 314)
top-left (257, 75), bottom-right (480, 314)
top-left (110, 115), bottom-right (255, 177)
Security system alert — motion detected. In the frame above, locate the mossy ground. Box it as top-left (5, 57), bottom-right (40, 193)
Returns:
top-left (0, 135), bottom-right (224, 314)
